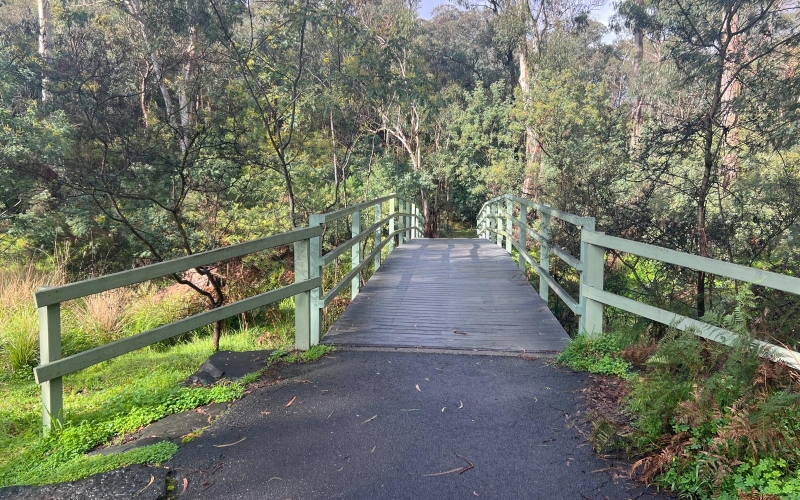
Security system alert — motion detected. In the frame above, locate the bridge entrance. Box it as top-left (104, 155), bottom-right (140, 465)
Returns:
top-left (322, 238), bottom-right (570, 352)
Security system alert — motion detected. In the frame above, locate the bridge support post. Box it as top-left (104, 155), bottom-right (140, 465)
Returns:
top-left (579, 231), bottom-right (604, 337)
top-left (398, 199), bottom-right (405, 245)
top-left (309, 215), bottom-right (323, 345)
top-left (352, 210), bottom-right (361, 300)
top-left (374, 202), bottom-right (382, 270)
top-left (489, 204), bottom-right (495, 243)
top-left (505, 198), bottom-right (513, 255)
top-left (518, 205), bottom-right (527, 272)
top-left (39, 304), bottom-right (63, 434)
top-left (389, 198), bottom-right (396, 250)
top-left (495, 203), bottom-right (502, 246)
top-left (540, 211), bottom-right (551, 303)
top-left (405, 201), bottom-right (412, 241)
top-left (294, 237), bottom-right (312, 351)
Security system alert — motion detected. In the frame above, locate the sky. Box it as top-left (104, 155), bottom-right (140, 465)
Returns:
top-left (417, 0), bottom-right (618, 30)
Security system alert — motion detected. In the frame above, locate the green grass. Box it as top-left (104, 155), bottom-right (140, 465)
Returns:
top-left (0, 292), bottom-right (302, 487)
top-left (557, 331), bottom-right (634, 378)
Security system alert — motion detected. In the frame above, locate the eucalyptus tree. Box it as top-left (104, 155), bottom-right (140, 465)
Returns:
top-left (41, 0), bottom-right (249, 349)
top-left (631, 0), bottom-right (800, 316)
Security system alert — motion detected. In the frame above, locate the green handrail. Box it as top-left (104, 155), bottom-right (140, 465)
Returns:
top-left (478, 193), bottom-right (800, 372)
top-left (33, 194), bottom-right (423, 434)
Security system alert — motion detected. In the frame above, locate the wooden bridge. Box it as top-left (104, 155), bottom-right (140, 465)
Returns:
top-left (32, 193), bottom-right (800, 433)
top-left (323, 238), bottom-right (568, 352)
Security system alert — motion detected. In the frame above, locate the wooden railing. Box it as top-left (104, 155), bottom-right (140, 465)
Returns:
top-left (33, 194), bottom-right (422, 433)
top-left (478, 193), bottom-right (800, 371)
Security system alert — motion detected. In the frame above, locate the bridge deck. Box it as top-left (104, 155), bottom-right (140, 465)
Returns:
top-left (322, 238), bottom-right (570, 352)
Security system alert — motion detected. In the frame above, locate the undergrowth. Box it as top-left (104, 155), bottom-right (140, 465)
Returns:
top-left (557, 330), bottom-right (634, 378)
top-left (0, 280), bottom-right (304, 486)
top-left (560, 287), bottom-right (800, 499)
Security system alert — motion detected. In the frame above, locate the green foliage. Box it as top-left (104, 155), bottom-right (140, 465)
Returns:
top-left (720, 458), bottom-right (800, 500)
top-left (557, 332), bottom-right (633, 378)
top-left (42, 441), bottom-right (178, 486)
top-left (271, 344), bottom-right (334, 365)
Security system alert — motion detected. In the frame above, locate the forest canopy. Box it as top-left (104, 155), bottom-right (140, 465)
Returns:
top-left (2, 0), bottom-right (800, 337)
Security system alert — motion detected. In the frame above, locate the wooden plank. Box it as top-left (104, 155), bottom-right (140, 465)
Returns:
top-left (322, 215), bottom-right (393, 265)
top-left (351, 210), bottom-right (361, 299)
top-left (506, 195), bottom-right (595, 228)
top-left (35, 278), bottom-right (321, 384)
top-left (314, 194), bottom-right (395, 224)
top-left (38, 304), bottom-right (63, 432)
top-left (511, 239), bottom-right (580, 313)
top-left (35, 226), bottom-right (323, 308)
top-left (582, 230), bottom-right (800, 296)
top-left (322, 239), bottom-right (569, 352)
top-left (322, 229), bottom-right (400, 306)
top-left (294, 239), bottom-right (311, 350)
top-left (374, 202), bottom-right (382, 271)
top-left (582, 285), bottom-right (800, 370)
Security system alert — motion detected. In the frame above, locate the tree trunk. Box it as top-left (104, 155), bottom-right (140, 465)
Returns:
top-left (37, 0), bottom-right (52, 103)
top-left (212, 319), bottom-right (222, 352)
top-left (630, 2), bottom-right (644, 146)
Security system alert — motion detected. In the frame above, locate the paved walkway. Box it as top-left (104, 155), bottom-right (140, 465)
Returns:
top-left (167, 350), bottom-right (670, 499)
top-left (323, 239), bottom-right (569, 352)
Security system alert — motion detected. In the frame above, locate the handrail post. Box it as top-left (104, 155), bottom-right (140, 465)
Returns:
top-left (374, 202), bottom-right (382, 270)
top-left (405, 201), bottom-right (412, 241)
top-left (518, 204), bottom-right (527, 272)
top-left (351, 210), bottom-right (361, 299)
top-left (389, 198), bottom-right (396, 250)
top-left (39, 303), bottom-right (63, 434)
top-left (495, 202), bottom-right (502, 246)
top-left (294, 237), bottom-right (312, 350)
top-left (309, 215), bottom-right (323, 345)
top-left (505, 197), bottom-right (512, 255)
top-left (489, 204), bottom-right (495, 243)
top-left (409, 203), bottom-right (415, 239)
top-left (398, 198), bottom-right (405, 245)
top-left (579, 229), bottom-right (604, 337)
top-left (415, 204), bottom-right (422, 238)
top-left (539, 210), bottom-right (552, 303)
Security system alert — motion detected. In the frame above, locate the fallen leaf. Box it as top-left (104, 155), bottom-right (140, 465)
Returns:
top-left (137, 475), bottom-right (155, 495)
top-left (261, 411), bottom-right (271, 415)
top-left (371, 446), bottom-right (376, 453)
top-left (285, 396), bottom-right (297, 407)
top-left (473, 491), bottom-right (479, 496)
top-left (213, 437), bottom-right (246, 448)
top-left (441, 407), bottom-right (446, 413)
top-left (362, 414), bottom-right (377, 424)
top-left (415, 384), bottom-right (421, 392)
top-left (180, 478), bottom-right (188, 495)
top-left (458, 400), bottom-right (464, 409)
top-left (336, 466), bottom-right (344, 472)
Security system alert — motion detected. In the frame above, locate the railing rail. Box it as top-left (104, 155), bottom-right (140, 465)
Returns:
top-left (34, 193), bottom-right (423, 433)
top-left (479, 193), bottom-right (800, 372)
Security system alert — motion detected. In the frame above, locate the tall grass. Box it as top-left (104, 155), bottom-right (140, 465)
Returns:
top-left (0, 265), bottom-right (65, 373)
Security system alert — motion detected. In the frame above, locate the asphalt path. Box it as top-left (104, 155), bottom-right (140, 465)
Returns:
top-left (167, 350), bottom-right (672, 500)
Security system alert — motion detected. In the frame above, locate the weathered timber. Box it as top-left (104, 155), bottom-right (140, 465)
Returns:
top-left (323, 238), bottom-right (569, 352)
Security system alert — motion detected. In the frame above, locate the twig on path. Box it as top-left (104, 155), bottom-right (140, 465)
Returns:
top-left (285, 396), bottom-right (297, 407)
top-left (136, 474), bottom-right (154, 495)
top-left (423, 454), bottom-right (474, 477)
top-left (362, 414), bottom-right (377, 424)
top-left (213, 437), bottom-right (246, 448)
